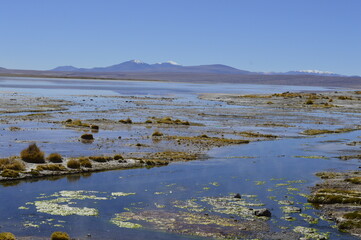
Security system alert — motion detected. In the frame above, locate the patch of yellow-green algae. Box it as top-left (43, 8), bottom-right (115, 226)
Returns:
top-left (165, 135), bottom-right (250, 148)
top-left (110, 210), bottom-right (268, 239)
top-left (294, 155), bottom-right (328, 159)
top-left (301, 127), bottom-right (360, 135)
top-left (22, 190), bottom-right (136, 216)
top-left (293, 226), bottom-right (330, 239)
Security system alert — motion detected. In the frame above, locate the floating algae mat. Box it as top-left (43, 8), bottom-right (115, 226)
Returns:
top-left (20, 190), bottom-right (136, 217)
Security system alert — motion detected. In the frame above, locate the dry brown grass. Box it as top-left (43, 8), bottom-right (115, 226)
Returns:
top-left (47, 153), bottom-right (62, 163)
top-left (36, 164), bottom-right (66, 172)
top-left (0, 158), bottom-right (25, 171)
top-left (79, 158), bottom-right (92, 168)
top-left (67, 159), bottom-right (80, 169)
top-left (20, 143), bottom-right (45, 163)
top-left (50, 231), bottom-right (70, 240)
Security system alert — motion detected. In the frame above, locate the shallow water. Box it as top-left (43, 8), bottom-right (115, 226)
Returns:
top-left (0, 77), bottom-right (360, 239)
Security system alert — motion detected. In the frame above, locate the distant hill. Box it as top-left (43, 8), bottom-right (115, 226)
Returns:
top-left (1, 61), bottom-right (360, 89)
top-left (50, 60), bottom-right (252, 74)
top-left (49, 60), bottom-right (348, 77)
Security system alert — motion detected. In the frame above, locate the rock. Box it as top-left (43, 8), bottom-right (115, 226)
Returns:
top-left (234, 193), bottom-right (242, 199)
top-left (253, 208), bottom-right (271, 217)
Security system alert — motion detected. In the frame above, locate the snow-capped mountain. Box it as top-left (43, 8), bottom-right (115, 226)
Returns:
top-left (285, 70), bottom-right (342, 77)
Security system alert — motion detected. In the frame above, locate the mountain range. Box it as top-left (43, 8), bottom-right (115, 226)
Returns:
top-left (49, 60), bottom-right (343, 77)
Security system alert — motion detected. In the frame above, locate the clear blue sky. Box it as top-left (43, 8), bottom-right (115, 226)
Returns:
top-left (1, 0), bottom-right (360, 75)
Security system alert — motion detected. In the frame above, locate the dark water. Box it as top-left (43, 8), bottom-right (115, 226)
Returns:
top-left (0, 77), bottom-right (360, 239)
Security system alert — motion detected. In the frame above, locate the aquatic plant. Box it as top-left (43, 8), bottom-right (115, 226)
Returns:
top-left (80, 134), bottom-right (94, 140)
top-left (1, 169), bottom-right (20, 178)
top-left (50, 231), bottom-right (70, 240)
top-left (79, 158), bottom-right (92, 168)
top-left (343, 211), bottom-right (361, 219)
top-left (20, 143), bottom-right (45, 163)
top-left (293, 226), bottom-right (329, 239)
top-left (36, 164), bottom-right (66, 172)
top-left (67, 159), bottom-right (80, 169)
top-left (89, 156), bottom-right (112, 162)
top-left (156, 117), bottom-right (190, 125)
top-left (315, 172), bottom-right (340, 179)
top-left (65, 119), bottom-right (90, 128)
top-left (0, 232), bottom-right (16, 240)
top-left (239, 131), bottom-right (277, 138)
top-left (305, 99), bottom-right (314, 105)
top-left (152, 131), bottom-right (163, 137)
top-left (119, 118), bottom-right (132, 124)
top-left (345, 177), bottom-right (361, 184)
top-left (47, 153), bottom-right (63, 163)
top-left (0, 158), bottom-right (25, 171)
top-left (308, 189), bottom-right (361, 204)
top-left (113, 154), bottom-right (123, 160)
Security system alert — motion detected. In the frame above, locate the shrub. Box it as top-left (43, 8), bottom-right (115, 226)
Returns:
top-left (113, 154), bottom-right (123, 160)
top-left (47, 153), bottom-right (62, 163)
top-left (305, 99), bottom-right (314, 105)
top-left (67, 159), bottom-right (80, 169)
top-left (1, 169), bottom-right (20, 178)
top-left (20, 143), bottom-right (45, 163)
top-left (50, 231), bottom-right (70, 240)
top-left (90, 125), bottom-right (99, 130)
top-left (79, 158), bottom-right (92, 168)
top-left (152, 131), bottom-right (163, 137)
top-left (80, 134), bottom-right (94, 140)
top-left (0, 232), bottom-right (16, 240)
top-left (145, 120), bottom-right (153, 124)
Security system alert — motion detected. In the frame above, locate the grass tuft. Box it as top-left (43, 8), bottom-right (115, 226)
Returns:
top-left (20, 143), bottom-right (45, 163)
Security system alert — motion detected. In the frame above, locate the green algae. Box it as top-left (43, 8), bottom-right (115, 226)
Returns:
top-left (111, 192), bottom-right (136, 197)
top-left (300, 214), bottom-right (319, 224)
top-left (173, 199), bottom-right (204, 212)
top-left (293, 226), bottom-right (330, 239)
top-left (209, 181), bottom-right (220, 186)
top-left (281, 206), bottom-right (302, 213)
top-left (276, 183), bottom-right (290, 187)
top-left (23, 190), bottom-right (137, 217)
top-left (254, 181), bottom-right (266, 185)
top-left (110, 210), bottom-right (268, 239)
top-left (294, 155), bottom-right (328, 159)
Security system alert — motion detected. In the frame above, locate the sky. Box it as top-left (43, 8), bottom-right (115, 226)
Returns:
top-left (0, 0), bottom-right (360, 75)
